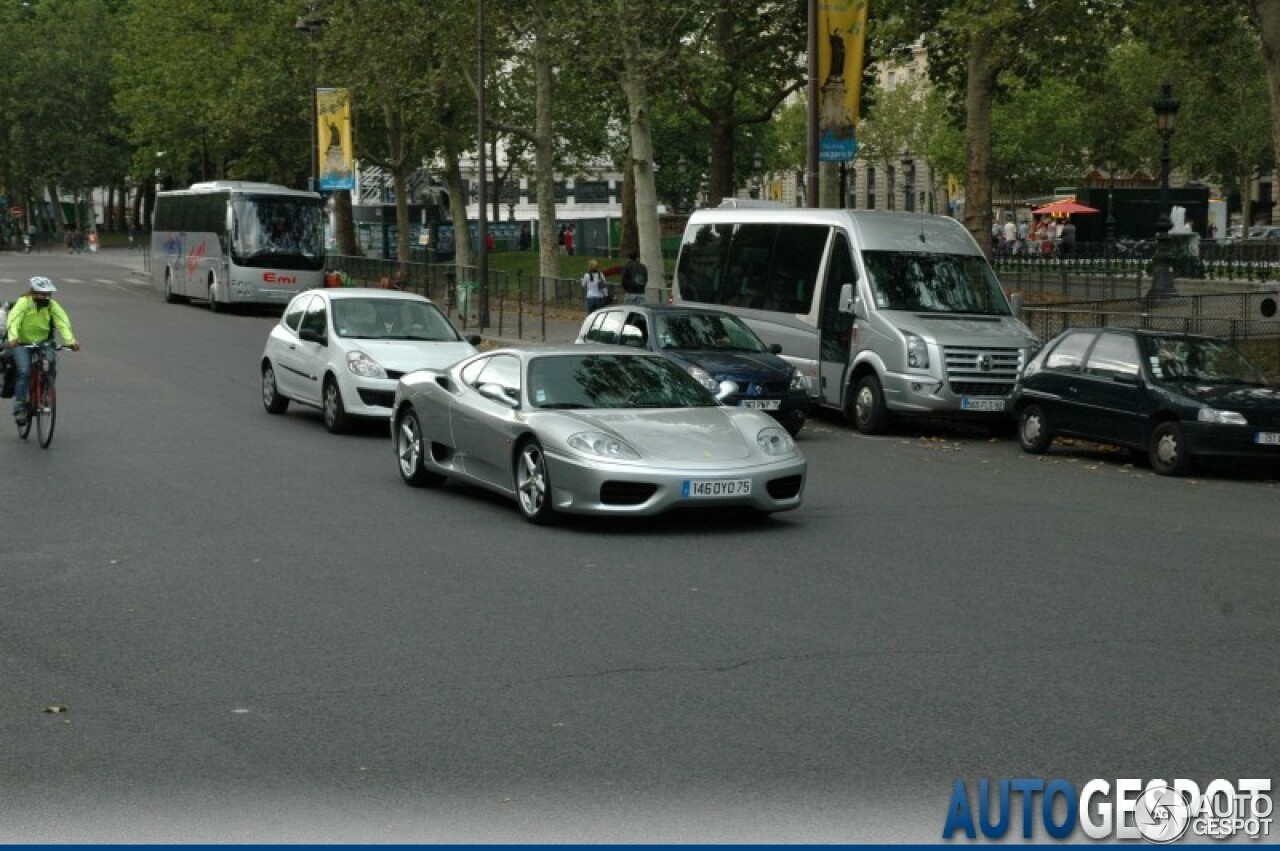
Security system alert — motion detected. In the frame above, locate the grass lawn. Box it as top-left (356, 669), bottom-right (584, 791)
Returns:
top-left (487, 251), bottom-right (673, 282)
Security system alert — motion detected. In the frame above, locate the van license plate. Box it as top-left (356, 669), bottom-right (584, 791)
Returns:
top-left (962, 397), bottom-right (1005, 412)
top-left (683, 479), bottom-right (752, 498)
top-left (1256, 432), bottom-right (1280, 445)
top-left (741, 399), bottom-right (781, 410)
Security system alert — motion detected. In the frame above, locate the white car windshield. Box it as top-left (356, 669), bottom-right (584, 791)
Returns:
top-left (333, 298), bottom-right (461, 341)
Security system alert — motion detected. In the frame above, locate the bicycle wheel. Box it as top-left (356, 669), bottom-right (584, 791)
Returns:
top-left (17, 376), bottom-right (34, 440)
top-left (36, 381), bottom-right (55, 448)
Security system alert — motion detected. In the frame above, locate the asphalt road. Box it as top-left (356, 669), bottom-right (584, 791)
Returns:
top-left (2, 251), bottom-right (1277, 842)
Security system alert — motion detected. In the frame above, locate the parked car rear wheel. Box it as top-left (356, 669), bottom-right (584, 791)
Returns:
top-left (1018, 404), bottom-right (1053, 454)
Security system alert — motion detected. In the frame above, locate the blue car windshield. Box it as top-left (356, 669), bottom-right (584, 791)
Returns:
top-left (656, 313), bottom-right (767, 352)
top-left (528, 354), bottom-right (719, 409)
top-left (863, 250), bottom-right (1011, 315)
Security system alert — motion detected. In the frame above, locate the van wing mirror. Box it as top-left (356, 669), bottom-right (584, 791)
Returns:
top-left (837, 283), bottom-right (866, 319)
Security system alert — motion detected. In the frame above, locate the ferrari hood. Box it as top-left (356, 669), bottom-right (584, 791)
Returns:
top-left (562, 407), bottom-right (754, 461)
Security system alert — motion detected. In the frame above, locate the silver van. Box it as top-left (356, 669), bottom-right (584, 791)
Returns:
top-left (673, 207), bottom-right (1039, 433)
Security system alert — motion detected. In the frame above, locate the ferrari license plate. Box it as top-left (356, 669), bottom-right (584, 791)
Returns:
top-left (962, 397), bottom-right (1005, 412)
top-left (1255, 432), bottom-right (1280, 445)
top-left (741, 399), bottom-right (781, 411)
top-left (683, 478), bottom-right (752, 499)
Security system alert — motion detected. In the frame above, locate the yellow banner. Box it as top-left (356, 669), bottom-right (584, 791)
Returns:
top-left (317, 88), bottom-right (354, 191)
top-left (817, 0), bottom-right (868, 162)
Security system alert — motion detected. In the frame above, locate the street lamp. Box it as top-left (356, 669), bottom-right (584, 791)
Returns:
top-left (1148, 82), bottom-right (1180, 297)
top-left (295, 7), bottom-right (326, 193)
top-left (751, 149), bottom-right (763, 200)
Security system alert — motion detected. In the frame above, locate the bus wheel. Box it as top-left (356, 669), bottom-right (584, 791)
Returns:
top-left (849, 374), bottom-right (890, 435)
top-left (164, 270), bottom-right (187, 304)
top-left (208, 279), bottom-right (225, 313)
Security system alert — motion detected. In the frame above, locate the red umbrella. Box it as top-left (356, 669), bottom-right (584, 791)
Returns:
top-left (1032, 198), bottom-right (1099, 216)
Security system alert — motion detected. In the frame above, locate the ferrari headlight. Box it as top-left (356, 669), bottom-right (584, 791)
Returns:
top-left (756, 426), bottom-right (795, 457)
top-left (567, 432), bottom-right (641, 460)
top-left (904, 332), bottom-right (929, 370)
top-left (346, 350), bottom-right (387, 379)
top-left (686, 366), bottom-right (719, 392)
top-left (789, 367), bottom-right (807, 392)
top-left (1197, 407), bottom-right (1247, 425)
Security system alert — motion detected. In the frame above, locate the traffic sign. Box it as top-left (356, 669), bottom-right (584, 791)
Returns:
top-left (9, 206), bottom-right (22, 217)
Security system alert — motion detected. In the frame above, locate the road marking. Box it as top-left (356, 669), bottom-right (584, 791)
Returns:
top-left (63, 278), bottom-right (84, 284)
top-left (95, 278), bottom-right (117, 284)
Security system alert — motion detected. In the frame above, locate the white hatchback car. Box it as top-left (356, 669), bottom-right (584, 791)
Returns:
top-left (261, 288), bottom-right (480, 432)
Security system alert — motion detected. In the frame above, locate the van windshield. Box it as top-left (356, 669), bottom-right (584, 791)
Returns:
top-left (863, 251), bottom-right (1011, 315)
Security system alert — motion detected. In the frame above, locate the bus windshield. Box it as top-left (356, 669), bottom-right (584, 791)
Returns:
top-left (863, 250), bottom-right (1011, 315)
top-left (232, 196), bottom-right (325, 270)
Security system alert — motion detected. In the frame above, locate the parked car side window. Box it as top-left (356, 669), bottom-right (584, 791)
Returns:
top-left (620, 314), bottom-right (648, 347)
top-left (300, 295), bottom-right (327, 338)
top-left (1085, 333), bottom-right (1140, 379)
top-left (1045, 331), bottom-right (1095, 371)
top-left (282, 295), bottom-right (307, 332)
top-left (596, 311), bottom-right (625, 345)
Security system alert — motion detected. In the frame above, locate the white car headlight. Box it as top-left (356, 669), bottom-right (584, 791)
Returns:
top-left (687, 365), bottom-right (719, 392)
top-left (904, 332), bottom-right (929, 370)
top-left (789, 367), bottom-right (807, 392)
top-left (1197, 407), bottom-right (1247, 425)
top-left (756, 426), bottom-right (795, 457)
top-left (567, 432), bottom-right (641, 460)
top-left (346, 350), bottom-right (387, 378)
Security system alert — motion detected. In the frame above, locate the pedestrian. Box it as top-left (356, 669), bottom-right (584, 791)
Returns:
top-left (581, 259), bottom-right (609, 313)
top-left (620, 250), bottom-right (648, 305)
top-left (1003, 218), bottom-right (1017, 254)
top-left (564, 224), bottom-right (575, 257)
top-left (557, 225), bottom-right (567, 255)
top-left (1059, 220), bottom-right (1076, 257)
top-left (486, 231), bottom-right (496, 253)
top-left (519, 223), bottom-right (531, 251)
top-left (389, 268), bottom-right (410, 291)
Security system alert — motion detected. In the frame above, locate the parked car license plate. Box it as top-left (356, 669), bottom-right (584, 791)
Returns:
top-left (961, 397), bottom-right (1005, 412)
top-left (1255, 432), bottom-right (1280, 445)
top-left (683, 478), bottom-right (752, 498)
top-left (740, 399), bottom-right (781, 410)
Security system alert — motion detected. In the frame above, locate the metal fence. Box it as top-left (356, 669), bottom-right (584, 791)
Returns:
top-left (326, 254), bottom-right (583, 340)
top-left (1021, 291), bottom-right (1280, 379)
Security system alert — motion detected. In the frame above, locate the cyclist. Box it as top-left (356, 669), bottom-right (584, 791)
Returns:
top-left (6, 276), bottom-right (80, 426)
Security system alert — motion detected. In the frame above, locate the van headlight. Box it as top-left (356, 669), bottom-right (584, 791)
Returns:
top-left (756, 426), bottom-right (795, 456)
top-left (904, 332), bottom-right (930, 369)
top-left (1197, 407), bottom-right (1247, 425)
top-left (347, 350), bottom-right (387, 378)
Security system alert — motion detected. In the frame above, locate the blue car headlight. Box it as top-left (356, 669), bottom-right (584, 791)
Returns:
top-left (347, 350), bottom-right (387, 379)
top-left (567, 432), bottom-right (641, 460)
top-left (756, 426), bottom-right (795, 457)
top-left (1197, 407), bottom-right (1247, 425)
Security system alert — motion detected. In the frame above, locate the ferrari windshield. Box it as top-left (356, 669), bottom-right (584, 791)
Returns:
top-left (528, 354), bottom-right (718, 410)
top-left (657, 312), bottom-right (769, 352)
top-left (1148, 335), bottom-right (1267, 385)
top-left (863, 250), bottom-right (1011, 315)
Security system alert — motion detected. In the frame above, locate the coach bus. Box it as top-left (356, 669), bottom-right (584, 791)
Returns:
top-left (151, 181), bottom-right (325, 311)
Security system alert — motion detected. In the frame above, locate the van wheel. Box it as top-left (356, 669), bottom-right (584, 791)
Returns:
top-left (849, 374), bottom-right (889, 435)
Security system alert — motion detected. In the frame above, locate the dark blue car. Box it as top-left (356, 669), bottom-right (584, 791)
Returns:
top-left (575, 305), bottom-right (811, 435)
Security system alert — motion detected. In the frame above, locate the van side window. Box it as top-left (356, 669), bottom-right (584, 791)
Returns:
top-left (820, 233), bottom-right (857, 362)
top-left (676, 224), bottom-right (731, 303)
top-left (677, 222), bottom-right (828, 315)
top-left (723, 224), bottom-right (775, 308)
top-left (766, 226), bottom-right (828, 313)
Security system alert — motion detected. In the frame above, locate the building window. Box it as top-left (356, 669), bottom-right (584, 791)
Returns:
top-left (575, 180), bottom-right (609, 204)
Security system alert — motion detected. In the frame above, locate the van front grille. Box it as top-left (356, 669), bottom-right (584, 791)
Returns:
top-left (943, 346), bottom-right (1022, 395)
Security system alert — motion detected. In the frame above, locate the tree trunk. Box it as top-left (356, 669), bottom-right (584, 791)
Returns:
top-left (332, 190), bottom-right (357, 256)
top-left (962, 28), bottom-right (997, 259)
top-left (620, 156), bottom-right (637, 258)
top-left (1255, 0), bottom-right (1280, 225)
top-left (707, 118), bottom-right (736, 206)
top-left (385, 106), bottom-right (412, 263)
top-left (533, 23), bottom-right (559, 284)
top-left (441, 119), bottom-right (475, 273)
top-left (619, 40), bottom-right (665, 297)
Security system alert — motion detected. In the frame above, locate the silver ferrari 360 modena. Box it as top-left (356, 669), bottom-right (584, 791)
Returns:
top-left (391, 346), bottom-right (807, 523)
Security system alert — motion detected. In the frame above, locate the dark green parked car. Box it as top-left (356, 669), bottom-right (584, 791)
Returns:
top-left (1011, 328), bottom-right (1280, 475)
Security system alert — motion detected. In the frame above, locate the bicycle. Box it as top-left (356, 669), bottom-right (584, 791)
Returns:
top-left (14, 341), bottom-right (71, 448)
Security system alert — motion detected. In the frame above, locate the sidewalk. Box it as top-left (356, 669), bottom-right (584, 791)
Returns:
top-left (93, 244), bottom-right (583, 346)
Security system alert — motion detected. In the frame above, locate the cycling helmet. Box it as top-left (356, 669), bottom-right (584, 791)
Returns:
top-left (29, 276), bottom-right (56, 294)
